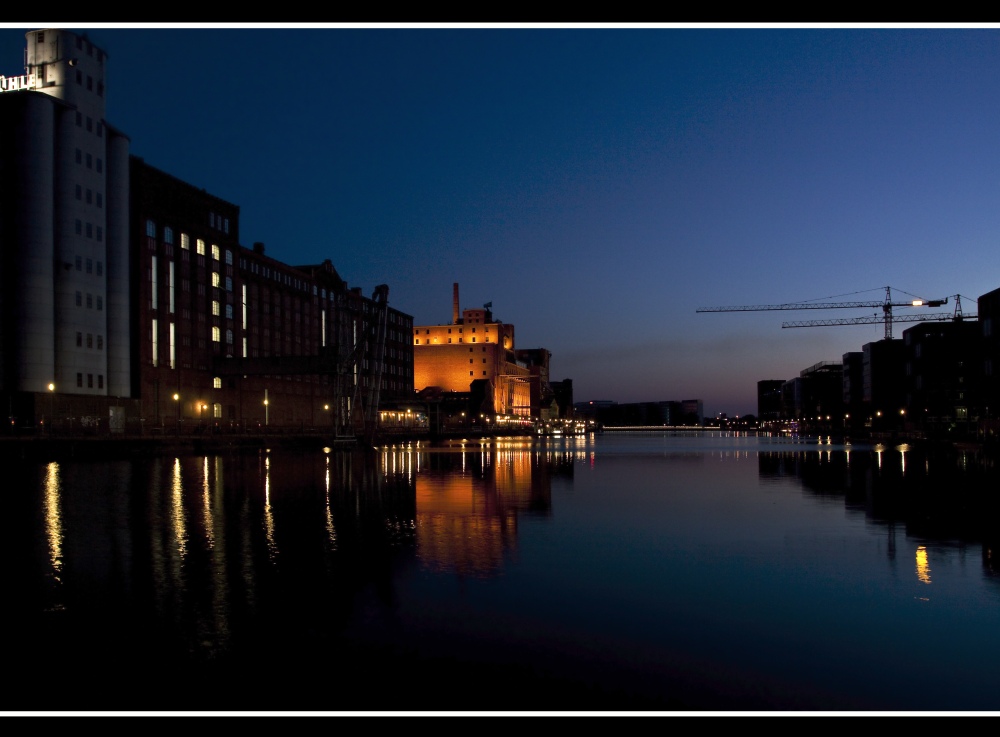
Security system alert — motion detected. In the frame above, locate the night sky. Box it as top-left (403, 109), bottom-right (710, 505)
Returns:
top-left (3, 23), bottom-right (999, 417)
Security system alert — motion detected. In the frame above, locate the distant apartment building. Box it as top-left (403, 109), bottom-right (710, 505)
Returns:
top-left (757, 380), bottom-right (783, 423)
top-left (781, 361), bottom-right (842, 429)
top-left (979, 287), bottom-right (1000, 424)
top-left (902, 318), bottom-right (982, 429)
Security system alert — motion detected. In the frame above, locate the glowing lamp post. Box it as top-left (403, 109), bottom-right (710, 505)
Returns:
top-left (264, 389), bottom-right (269, 427)
top-left (173, 393), bottom-right (180, 433)
top-left (47, 383), bottom-right (55, 433)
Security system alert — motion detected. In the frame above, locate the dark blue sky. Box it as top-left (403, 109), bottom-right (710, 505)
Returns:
top-left (3, 24), bottom-right (998, 416)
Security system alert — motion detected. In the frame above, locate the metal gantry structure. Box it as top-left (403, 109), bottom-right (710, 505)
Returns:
top-left (697, 286), bottom-right (973, 340)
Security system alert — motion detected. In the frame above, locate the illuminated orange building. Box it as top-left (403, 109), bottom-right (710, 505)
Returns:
top-left (413, 284), bottom-right (532, 418)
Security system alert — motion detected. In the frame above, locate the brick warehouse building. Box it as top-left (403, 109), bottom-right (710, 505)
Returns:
top-left (413, 284), bottom-right (533, 420)
top-left (1, 29), bottom-right (413, 434)
top-left (133, 158), bottom-right (414, 436)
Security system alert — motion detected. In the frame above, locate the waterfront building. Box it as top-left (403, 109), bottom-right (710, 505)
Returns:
top-left (757, 380), bottom-right (783, 424)
top-left (413, 284), bottom-right (532, 419)
top-left (0, 29), bottom-right (133, 426)
top-left (863, 339), bottom-right (906, 430)
top-left (780, 361), bottom-right (842, 431)
top-left (902, 318), bottom-right (982, 434)
top-left (980, 287), bottom-right (1000, 435)
top-left (1, 28), bottom-right (412, 433)
top-left (133, 159), bottom-right (413, 434)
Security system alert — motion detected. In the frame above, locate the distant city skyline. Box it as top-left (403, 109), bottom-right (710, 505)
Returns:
top-left (3, 23), bottom-right (998, 416)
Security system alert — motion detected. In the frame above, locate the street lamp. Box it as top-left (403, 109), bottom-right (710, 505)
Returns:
top-left (264, 389), bottom-right (269, 427)
top-left (173, 393), bottom-right (180, 433)
top-left (47, 383), bottom-right (54, 433)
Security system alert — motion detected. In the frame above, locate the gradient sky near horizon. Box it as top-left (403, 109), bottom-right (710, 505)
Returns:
top-left (3, 23), bottom-right (999, 417)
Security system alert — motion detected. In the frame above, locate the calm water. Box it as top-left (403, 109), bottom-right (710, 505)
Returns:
top-left (8, 432), bottom-right (1000, 713)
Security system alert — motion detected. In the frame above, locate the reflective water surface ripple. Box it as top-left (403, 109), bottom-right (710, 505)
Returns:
top-left (7, 432), bottom-right (1000, 712)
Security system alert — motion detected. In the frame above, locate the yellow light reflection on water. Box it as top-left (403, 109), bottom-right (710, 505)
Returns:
top-left (171, 458), bottom-right (188, 559)
top-left (43, 462), bottom-right (63, 583)
top-left (264, 452), bottom-right (277, 560)
top-left (897, 444), bottom-right (909, 475)
top-left (916, 545), bottom-right (931, 584)
top-left (324, 453), bottom-right (337, 549)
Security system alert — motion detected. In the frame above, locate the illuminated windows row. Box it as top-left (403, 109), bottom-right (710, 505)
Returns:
top-left (211, 327), bottom-right (234, 344)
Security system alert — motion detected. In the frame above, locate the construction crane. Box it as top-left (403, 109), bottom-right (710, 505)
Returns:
top-left (696, 286), bottom-right (969, 340)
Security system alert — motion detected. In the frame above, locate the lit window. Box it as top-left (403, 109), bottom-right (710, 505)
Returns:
top-left (197, 239), bottom-right (206, 255)
top-left (211, 244), bottom-right (220, 260)
top-left (181, 233), bottom-right (190, 250)
top-left (213, 377), bottom-right (222, 389)
top-left (212, 327), bottom-right (220, 342)
top-left (212, 272), bottom-right (220, 288)
top-left (212, 300), bottom-right (220, 316)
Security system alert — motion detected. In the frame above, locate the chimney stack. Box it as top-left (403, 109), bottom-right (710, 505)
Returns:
top-left (453, 283), bottom-right (460, 324)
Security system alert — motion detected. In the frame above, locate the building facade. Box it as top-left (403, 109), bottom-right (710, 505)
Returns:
top-left (133, 159), bottom-right (413, 434)
top-left (413, 286), bottom-right (532, 418)
top-left (0, 29), bottom-right (134, 427)
top-left (1, 29), bottom-right (412, 433)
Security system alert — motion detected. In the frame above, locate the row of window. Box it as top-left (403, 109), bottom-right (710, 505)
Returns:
top-left (74, 256), bottom-right (103, 275)
top-left (211, 327), bottom-right (235, 344)
top-left (415, 326), bottom-right (488, 335)
top-left (75, 185), bottom-right (103, 208)
top-left (72, 32), bottom-right (104, 63)
top-left (76, 332), bottom-right (104, 350)
top-left (74, 148), bottom-right (104, 172)
top-left (209, 212), bottom-right (230, 234)
top-left (147, 223), bottom-right (237, 265)
top-left (74, 219), bottom-right (104, 242)
top-left (75, 291), bottom-right (104, 310)
top-left (76, 372), bottom-right (104, 389)
top-left (415, 337), bottom-right (486, 344)
top-left (73, 69), bottom-right (103, 97)
top-left (74, 111), bottom-right (104, 138)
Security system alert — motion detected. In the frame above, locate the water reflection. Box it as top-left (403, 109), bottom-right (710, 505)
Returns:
top-left (402, 440), bottom-right (561, 578)
top-left (10, 436), bottom-right (1000, 711)
top-left (757, 445), bottom-right (1000, 594)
